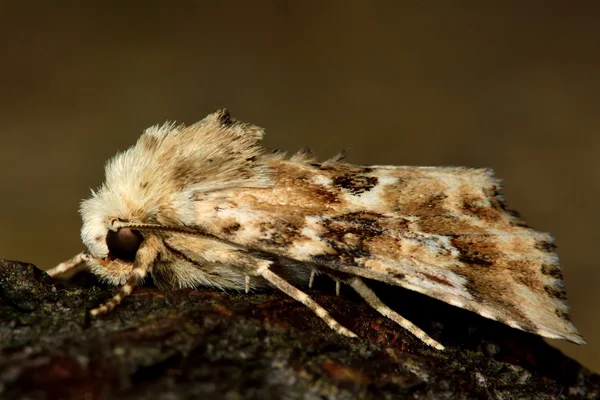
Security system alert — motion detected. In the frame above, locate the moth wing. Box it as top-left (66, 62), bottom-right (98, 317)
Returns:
top-left (192, 161), bottom-right (584, 344)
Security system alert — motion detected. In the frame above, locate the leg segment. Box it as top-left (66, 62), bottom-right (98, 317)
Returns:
top-left (46, 252), bottom-right (91, 278)
top-left (245, 275), bottom-right (251, 293)
top-left (260, 266), bottom-right (357, 338)
top-left (308, 269), bottom-right (316, 288)
top-left (348, 277), bottom-right (444, 350)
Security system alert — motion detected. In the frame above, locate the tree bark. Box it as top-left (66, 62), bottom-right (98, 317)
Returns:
top-left (0, 260), bottom-right (597, 399)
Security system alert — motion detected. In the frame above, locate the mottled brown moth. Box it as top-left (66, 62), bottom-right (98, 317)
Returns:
top-left (48, 110), bottom-right (585, 350)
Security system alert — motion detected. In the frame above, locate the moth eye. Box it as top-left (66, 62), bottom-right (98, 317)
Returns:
top-left (106, 228), bottom-right (144, 261)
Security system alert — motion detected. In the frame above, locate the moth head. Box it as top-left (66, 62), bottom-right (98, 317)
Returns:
top-left (77, 109), bottom-right (270, 284)
top-left (79, 191), bottom-right (147, 284)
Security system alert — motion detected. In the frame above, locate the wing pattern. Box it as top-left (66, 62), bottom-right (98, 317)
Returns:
top-left (192, 160), bottom-right (583, 344)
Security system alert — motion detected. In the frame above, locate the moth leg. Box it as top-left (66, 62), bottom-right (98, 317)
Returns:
top-left (245, 275), bottom-right (251, 293)
top-left (46, 252), bottom-right (91, 278)
top-left (335, 280), bottom-right (341, 296)
top-left (348, 277), bottom-right (445, 350)
top-left (259, 266), bottom-right (357, 338)
top-left (308, 269), bottom-right (316, 288)
top-left (90, 236), bottom-right (160, 317)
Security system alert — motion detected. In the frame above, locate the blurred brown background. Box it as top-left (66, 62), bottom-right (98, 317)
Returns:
top-left (0, 2), bottom-right (598, 372)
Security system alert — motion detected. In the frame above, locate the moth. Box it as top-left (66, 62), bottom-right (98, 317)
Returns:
top-left (47, 109), bottom-right (585, 350)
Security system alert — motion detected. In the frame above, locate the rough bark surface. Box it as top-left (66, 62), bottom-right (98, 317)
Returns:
top-left (0, 260), bottom-right (597, 399)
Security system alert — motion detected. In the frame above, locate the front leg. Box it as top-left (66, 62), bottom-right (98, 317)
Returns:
top-left (46, 252), bottom-right (92, 278)
top-left (90, 235), bottom-right (161, 317)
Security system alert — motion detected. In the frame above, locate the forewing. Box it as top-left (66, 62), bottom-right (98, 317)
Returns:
top-left (192, 160), bottom-right (584, 344)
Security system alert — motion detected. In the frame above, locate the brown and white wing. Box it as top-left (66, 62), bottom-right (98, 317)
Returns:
top-left (191, 160), bottom-right (585, 344)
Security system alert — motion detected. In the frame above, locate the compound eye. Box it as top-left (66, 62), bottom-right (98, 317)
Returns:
top-left (106, 228), bottom-right (144, 261)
